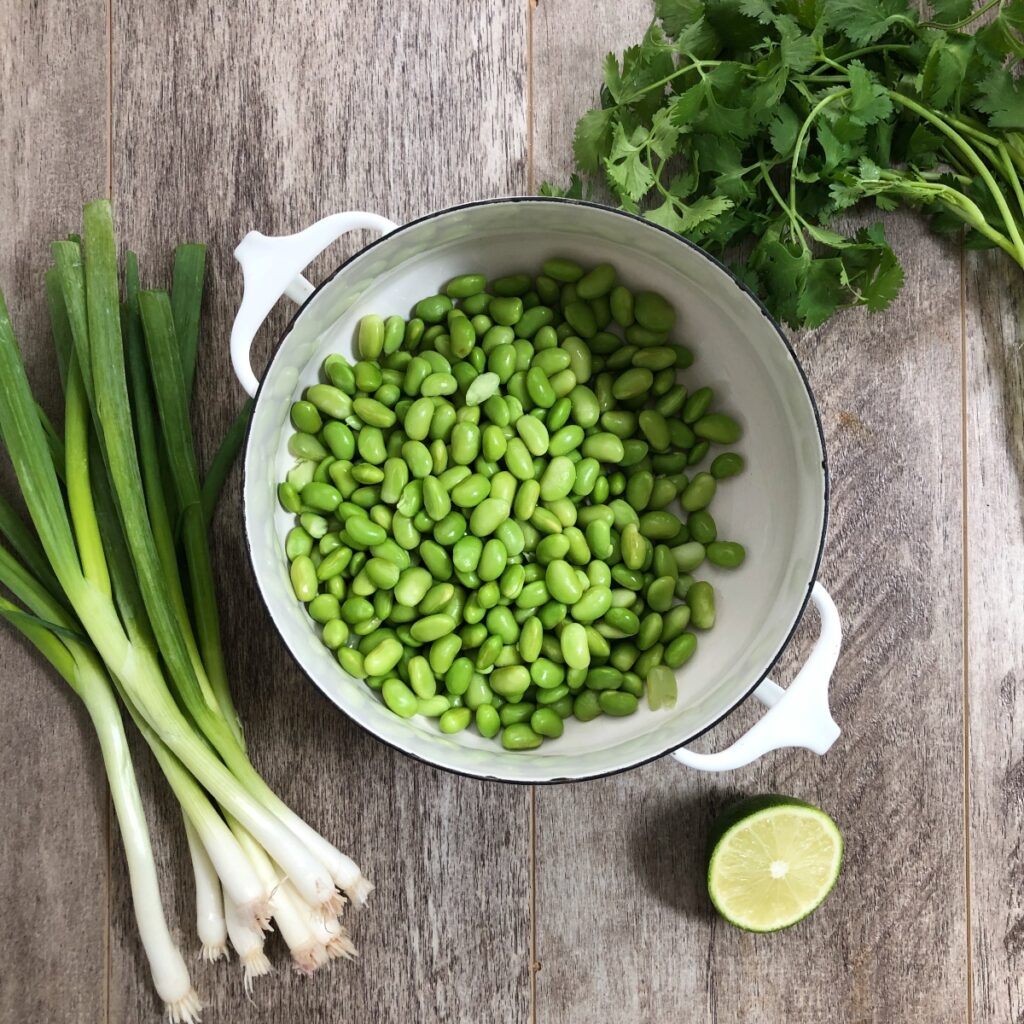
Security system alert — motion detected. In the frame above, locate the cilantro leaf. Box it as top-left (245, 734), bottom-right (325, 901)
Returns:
top-left (539, 175), bottom-right (587, 199)
top-left (604, 124), bottom-right (657, 203)
top-left (648, 108), bottom-right (681, 160)
top-left (975, 68), bottom-right (1024, 129)
top-left (573, 108), bottom-right (615, 172)
top-left (845, 62), bottom-right (894, 125)
top-left (656, 0), bottom-right (707, 36)
top-left (603, 54), bottom-right (625, 104)
top-left (798, 258), bottom-right (848, 326)
top-left (821, 0), bottom-right (915, 45)
top-left (776, 15), bottom-right (818, 71)
top-left (924, 0), bottom-right (972, 23)
top-left (921, 37), bottom-right (973, 109)
top-left (769, 104), bottom-right (802, 154)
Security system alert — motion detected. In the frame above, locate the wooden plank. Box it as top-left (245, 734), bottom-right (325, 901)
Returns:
top-left (109, 0), bottom-right (530, 1020)
top-left (0, 2), bottom-right (110, 1023)
top-left (532, 4), bottom-right (968, 1022)
top-left (965, 250), bottom-right (1024, 1022)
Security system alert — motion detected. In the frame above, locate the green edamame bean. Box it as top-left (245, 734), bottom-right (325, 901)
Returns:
top-left (710, 452), bottom-right (745, 479)
top-left (469, 498), bottom-right (510, 537)
top-left (288, 432), bottom-right (328, 462)
top-left (530, 708), bottom-right (564, 738)
top-left (686, 581), bottom-right (716, 629)
top-left (560, 622), bottom-right (590, 669)
top-left (476, 704), bottom-right (501, 737)
top-left (290, 400), bottom-right (323, 434)
top-left (688, 440), bottom-right (711, 466)
top-left (609, 285), bottom-right (634, 327)
top-left (682, 387), bottom-right (713, 423)
top-left (446, 273), bottom-right (487, 299)
top-left (612, 368), bottom-right (654, 401)
top-left (502, 723), bottom-right (542, 750)
top-left (357, 314), bottom-right (385, 360)
top-left (633, 290), bottom-right (676, 332)
top-left (581, 432), bottom-right (624, 463)
top-left (573, 690), bottom-right (602, 721)
top-left (430, 634), bottom-right (463, 675)
top-left (646, 576), bottom-right (676, 613)
top-left (694, 413), bottom-right (743, 444)
top-left (638, 410), bottom-right (670, 451)
top-left (289, 555), bottom-right (318, 603)
top-left (598, 690), bottom-right (639, 716)
top-left (439, 706), bottom-right (472, 733)
top-left (664, 631), bottom-right (698, 668)
top-left (414, 294), bottom-right (454, 323)
top-left (445, 657), bottom-right (475, 697)
top-left (516, 616), bottom-right (543, 663)
top-left (576, 262), bottom-right (616, 299)
top-left (382, 678), bottom-right (418, 718)
top-left (542, 257), bottom-right (583, 282)
top-left (646, 664), bottom-right (678, 710)
top-left (672, 541), bottom-right (706, 572)
top-left (563, 301), bottom-right (597, 339)
top-left (449, 316), bottom-right (476, 358)
top-left (515, 305), bottom-right (555, 340)
top-left (364, 638), bottom-right (403, 676)
top-left (409, 614), bottom-right (457, 642)
top-left (687, 510), bottom-right (717, 545)
top-left (417, 695), bottom-right (451, 717)
top-left (516, 415), bottom-right (549, 456)
top-left (707, 541), bottom-right (746, 568)
top-left (307, 383), bottom-right (353, 420)
top-left (322, 619), bottom-right (350, 650)
top-left (681, 472), bottom-right (716, 512)
top-left (489, 296), bottom-right (523, 327)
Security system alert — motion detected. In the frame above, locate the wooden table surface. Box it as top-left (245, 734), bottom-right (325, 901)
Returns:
top-left (1, 1), bottom-right (1021, 1022)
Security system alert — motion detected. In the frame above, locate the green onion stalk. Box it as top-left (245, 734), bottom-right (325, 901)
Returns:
top-left (0, 201), bottom-right (368, 1017)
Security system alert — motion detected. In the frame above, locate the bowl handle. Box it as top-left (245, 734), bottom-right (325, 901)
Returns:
top-left (671, 582), bottom-right (841, 772)
top-left (229, 212), bottom-right (399, 397)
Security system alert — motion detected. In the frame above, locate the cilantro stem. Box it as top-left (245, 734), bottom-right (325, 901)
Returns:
top-left (823, 43), bottom-right (914, 64)
top-left (789, 90), bottom-right (849, 239)
top-left (608, 55), bottom-right (723, 111)
top-left (997, 143), bottom-right (1024, 227)
top-left (922, 0), bottom-right (1002, 29)
top-left (887, 91), bottom-right (1024, 267)
top-left (758, 162), bottom-right (800, 225)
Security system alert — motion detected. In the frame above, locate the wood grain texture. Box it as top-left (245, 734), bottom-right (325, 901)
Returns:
top-left (0, 3), bottom-right (110, 1023)
top-left (108, 1), bottom-right (530, 1021)
top-left (966, 249), bottom-right (1024, 1024)
top-left (532, 3), bottom-right (968, 1022)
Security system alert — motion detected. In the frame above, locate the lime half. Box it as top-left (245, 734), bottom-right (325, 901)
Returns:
top-left (707, 795), bottom-right (843, 932)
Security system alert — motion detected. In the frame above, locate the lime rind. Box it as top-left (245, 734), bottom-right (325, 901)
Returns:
top-left (707, 796), bottom-right (843, 933)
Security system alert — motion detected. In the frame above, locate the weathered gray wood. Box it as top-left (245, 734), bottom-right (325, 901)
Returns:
top-left (532, 4), bottom-right (968, 1022)
top-left (109, 1), bottom-right (530, 1021)
top-left (0, 2), bottom-right (110, 1023)
top-left (966, 250), bottom-right (1024, 1023)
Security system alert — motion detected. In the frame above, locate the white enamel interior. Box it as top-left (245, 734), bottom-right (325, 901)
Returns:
top-left (242, 199), bottom-right (827, 783)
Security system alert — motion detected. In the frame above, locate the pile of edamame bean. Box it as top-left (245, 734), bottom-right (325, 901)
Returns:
top-left (278, 258), bottom-right (747, 751)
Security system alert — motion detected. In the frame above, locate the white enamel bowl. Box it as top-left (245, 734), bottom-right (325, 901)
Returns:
top-left (230, 198), bottom-right (841, 784)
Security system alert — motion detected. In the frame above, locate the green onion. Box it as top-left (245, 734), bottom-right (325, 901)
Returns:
top-left (0, 201), bottom-right (370, 1015)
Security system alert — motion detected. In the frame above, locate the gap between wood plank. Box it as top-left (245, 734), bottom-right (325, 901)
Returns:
top-left (959, 236), bottom-right (974, 1024)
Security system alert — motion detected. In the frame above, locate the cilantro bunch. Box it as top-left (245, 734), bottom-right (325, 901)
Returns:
top-left (542, 0), bottom-right (1024, 328)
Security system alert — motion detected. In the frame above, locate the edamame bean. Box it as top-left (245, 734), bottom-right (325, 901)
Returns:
top-left (710, 451), bottom-right (745, 479)
top-left (686, 581), bottom-right (716, 629)
top-left (707, 541), bottom-right (746, 568)
top-left (502, 723), bottom-right (542, 750)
